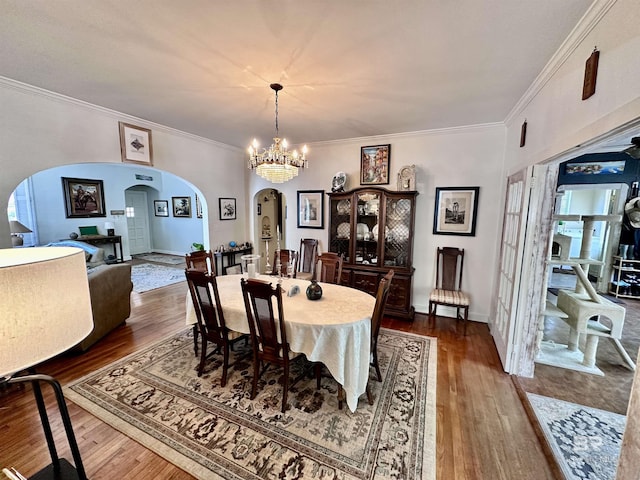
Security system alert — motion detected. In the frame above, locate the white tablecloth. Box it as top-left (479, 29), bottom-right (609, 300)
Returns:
top-left (185, 274), bottom-right (375, 412)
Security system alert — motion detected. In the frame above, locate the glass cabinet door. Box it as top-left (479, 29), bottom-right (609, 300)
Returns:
top-left (384, 197), bottom-right (412, 268)
top-left (330, 197), bottom-right (351, 263)
top-left (355, 192), bottom-right (380, 266)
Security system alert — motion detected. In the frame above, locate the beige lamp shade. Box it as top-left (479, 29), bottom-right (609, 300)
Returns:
top-left (0, 247), bottom-right (93, 378)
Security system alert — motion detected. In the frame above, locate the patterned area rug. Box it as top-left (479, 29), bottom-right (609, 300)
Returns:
top-left (131, 262), bottom-right (185, 293)
top-left (133, 253), bottom-right (186, 265)
top-left (527, 393), bottom-right (626, 480)
top-left (65, 328), bottom-right (436, 479)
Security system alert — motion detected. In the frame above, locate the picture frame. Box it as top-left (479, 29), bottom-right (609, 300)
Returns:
top-left (297, 190), bottom-right (324, 229)
top-left (172, 196), bottom-right (192, 217)
top-left (154, 200), bottom-right (169, 217)
top-left (565, 160), bottom-right (625, 175)
top-left (582, 48), bottom-right (600, 101)
top-left (119, 121), bottom-right (153, 166)
top-left (433, 187), bottom-right (480, 236)
top-left (360, 144), bottom-right (390, 185)
top-left (61, 177), bottom-right (106, 218)
top-left (195, 195), bottom-right (203, 219)
top-left (219, 198), bottom-right (236, 220)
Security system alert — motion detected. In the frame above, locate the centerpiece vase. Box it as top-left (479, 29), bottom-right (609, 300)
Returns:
top-left (306, 280), bottom-right (323, 300)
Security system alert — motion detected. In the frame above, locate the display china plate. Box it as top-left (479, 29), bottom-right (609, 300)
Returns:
top-left (337, 200), bottom-right (350, 215)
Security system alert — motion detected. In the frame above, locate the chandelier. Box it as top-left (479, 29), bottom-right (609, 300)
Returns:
top-left (248, 83), bottom-right (308, 183)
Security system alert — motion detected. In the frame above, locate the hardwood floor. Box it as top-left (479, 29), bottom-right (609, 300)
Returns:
top-left (0, 281), bottom-right (555, 479)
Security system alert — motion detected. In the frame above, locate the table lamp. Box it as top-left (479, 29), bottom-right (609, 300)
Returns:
top-left (0, 247), bottom-right (93, 480)
top-left (9, 220), bottom-right (32, 247)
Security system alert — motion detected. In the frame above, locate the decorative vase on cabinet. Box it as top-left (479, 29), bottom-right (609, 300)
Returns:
top-left (327, 187), bottom-right (418, 319)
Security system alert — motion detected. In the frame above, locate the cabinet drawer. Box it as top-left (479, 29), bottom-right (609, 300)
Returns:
top-left (352, 270), bottom-right (379, 296)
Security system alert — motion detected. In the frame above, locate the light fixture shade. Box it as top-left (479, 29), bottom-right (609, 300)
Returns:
top-left (0, 247), bottom-right (94, 378)
top-left (9, 220), bottom-right (32, 234)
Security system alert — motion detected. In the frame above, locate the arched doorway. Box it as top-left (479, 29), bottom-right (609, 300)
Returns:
top-left (253, 188), bottom-right (286, 273)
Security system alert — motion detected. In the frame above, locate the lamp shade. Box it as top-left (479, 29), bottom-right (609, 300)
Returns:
top-left (9, 220), bottom-right (32, 234)
top-left (0, 247), bottom-right (93, 378)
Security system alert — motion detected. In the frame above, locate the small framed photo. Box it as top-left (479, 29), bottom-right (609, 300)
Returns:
top-left (297, 190), bottom-right (324, 229)
top-left (219, 198), bottom-right (236, 220)
top-left (154, 200), bottom-right (169, 217)
top-left (61, 177), bottom-right (106, 218)
top-left (195, 195), bottom-right (203, 218)
top-left (433, 187), bottom-right (480, 236)
top-left (172, 196), bottom-right (192, 217)
top-left (361, 144), bottom-right (390, 185)
top-left (119, 122), bottom-right (153, 166)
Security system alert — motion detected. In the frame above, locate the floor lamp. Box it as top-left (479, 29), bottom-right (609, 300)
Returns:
top-left (0, 247), bottom-right (94, 480)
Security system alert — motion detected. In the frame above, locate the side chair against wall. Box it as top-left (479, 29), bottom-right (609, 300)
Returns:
top-left (315, 252), bottom-right (343, 284)
top-left (297, 238), bottom-right (319, 280)
top-left (428, 247), bottom-right (470, 335)
top-left (240, 278), bottom-right (318, 413)
top-left (271, 249), bottom-right (299, 277)
top-left (185, 250), bottom-right (216, 355)
top-left (185, 269), bottom-right (236, 386)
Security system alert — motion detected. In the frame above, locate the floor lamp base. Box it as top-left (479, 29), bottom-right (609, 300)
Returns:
top-left (30, 459), bottom-right (81, 480)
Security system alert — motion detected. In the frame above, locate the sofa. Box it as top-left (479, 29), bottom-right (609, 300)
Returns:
top-left (74, 262), bottom-right (133, 352)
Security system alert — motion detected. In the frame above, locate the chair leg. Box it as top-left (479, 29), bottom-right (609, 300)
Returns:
top-left (193, 325), bottom-right (199, 356)
top-left (250, 356), bottom-right (260, 400)
top-left (366, 382), bottom-right (374, 405)
top-left (197, 338), bottom-right (207, 377)
top-left (372, 347), bottom-right (382, 382)
top-left (220, 343), bottom-right (229, 387)
top-left (281, 364), bottom-right (290, 413)
top-left (337, 385), bottom-right (344, 410)
top-left (463, 306), bottom-right (469, 336)
top-left (314, 363), bottom-right (322, 390)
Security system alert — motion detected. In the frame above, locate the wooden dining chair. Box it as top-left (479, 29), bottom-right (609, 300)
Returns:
top-left (185, 269), bottom-right (235, 386)
top-left (370, 270), bottom-right (394, 382)
top-left (297, 238), bottom-right (319, 280)
top-left (271, 249), bottom-right (299, 277)
top-left (428, 247), bottom-right (470, 335)
top-left (241, 278), bottom-right (316, 412)
top-left (185, 250), bottom-right (216, 355)
top-left (315, 252), bottom-right (343, 284)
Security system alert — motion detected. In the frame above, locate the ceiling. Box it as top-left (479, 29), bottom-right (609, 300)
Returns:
top-left (1, 0), bottom-right (594, 149)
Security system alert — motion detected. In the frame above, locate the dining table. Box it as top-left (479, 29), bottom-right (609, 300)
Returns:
top-left (185, 274), bottom-right (376, 412)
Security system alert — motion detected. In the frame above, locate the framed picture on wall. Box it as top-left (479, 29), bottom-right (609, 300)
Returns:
top-left (219, 198), bottom-right (236, 220)
top-left (433, 186), bottom-right (479, 236)
top-left (297, 190), bottom-right (324, 229)
top-left (119, 122), bottom-right (153, 166)
top-left (360, 144), bottom-right (390, 185)
top-left (172, 196), bottom-right (192, 217)
top-left (61, 177), bottom-right (106, 218)
top-left (195, 195), bottom-right (203, 218)
top-left (154, 200), bottom-right (169, 217)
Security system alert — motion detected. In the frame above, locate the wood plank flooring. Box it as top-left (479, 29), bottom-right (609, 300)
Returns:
top-left (0, 280), bottom-right (555, 479)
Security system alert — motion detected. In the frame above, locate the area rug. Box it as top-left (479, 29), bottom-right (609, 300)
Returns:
top-left (526, 393), bottom-right (626, 480)
top-left (133, 253), bottom-right (186, 265)
top-left (65, 328), bottom-right (437, 479)
top-left (131, 262), bottom-right (185, 293)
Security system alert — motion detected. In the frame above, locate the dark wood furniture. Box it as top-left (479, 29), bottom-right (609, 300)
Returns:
top-left (298, 238), bottom-right (319, 280)
top-left (370, 270), bottom-right (394, 382)
top-left (315, 252), bottom-right (343, 285)
top-left (327, 187), bottom-right (417, 319)
top-left (214, 247), bottom-right (252, 275)
top-left (185, 269), bottom-right (233, 384)
top-left (79, 235), bottom-right (123, 263)
top-left (185, 250), bottom-right (215, 274)
top-left (271, 249), bottom-right (298, 277)
top-left (240, 278), bottom-right (314, 413)
top-left (428, 247), bottom-right (470, 335)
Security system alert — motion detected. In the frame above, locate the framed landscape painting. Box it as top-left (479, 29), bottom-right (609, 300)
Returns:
top-left (154, 200), bottom-right (169, 217)
top-left (172, 196), bottom-right (191, 217)
top-left (360, 144), bottom-right (390, 185)
top-left (62, 177), bottom-right (106, 218)
top-left (219, 198), bottom-right (236, 220)
top-left (433, 186), bottom-right (479, 236)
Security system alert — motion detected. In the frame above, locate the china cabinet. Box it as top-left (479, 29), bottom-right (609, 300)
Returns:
top-left (327, 187), bottom-right (418, 319)
top-left (610, 255), bottom-right (640, 299)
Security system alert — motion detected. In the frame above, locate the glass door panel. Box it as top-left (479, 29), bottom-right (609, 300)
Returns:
top-left (384, 197), bottom-right (412, 267)
top-left (355, 192), bottom-right (380, 266)
top-left (330, 197), bottom-right (351, 263)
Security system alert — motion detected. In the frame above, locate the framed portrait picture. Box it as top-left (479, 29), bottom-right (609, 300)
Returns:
top-left (219, 198), bottom-right (236, 220)
top-left (119, 122), bottom-right (153, 166)
top-left (195, 195), bottom-right (203, 218)
top-left (360, 144), bottom-right (390, 185)
top-left (61, 177), bottom-right (106, 218)
top-left (297, 190), bottom-right (324, 229)
top-left (433, 187), bottom-right (480, 236)
top-left (154, 200), bottom-right (169, 217)
top-left (172, 196), bottom-right (192, 217)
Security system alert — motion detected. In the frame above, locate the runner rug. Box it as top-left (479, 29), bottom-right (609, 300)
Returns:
top-left (526, 393), bottom-right (626, 480)
top-left (133, 253), bottom-right (186, 265)
top-left (65, 328), bottom-right (437, 479)
top-left (131, 263), bottom-right (185, 293)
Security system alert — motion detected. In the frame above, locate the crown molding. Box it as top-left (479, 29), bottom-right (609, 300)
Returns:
top-left (504, 0), bottom-right (617, 126)
top-left (0, 76), bottom-right (242, 153)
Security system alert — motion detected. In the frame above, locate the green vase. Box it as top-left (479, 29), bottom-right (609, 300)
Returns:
top-left (306, 280), bottom-right (323, 300)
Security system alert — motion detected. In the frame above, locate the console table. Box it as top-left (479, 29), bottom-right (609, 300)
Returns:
top-left (214, 247), bottom-right (252, 275)
top-left (79, 235), bottom-right (123, 263)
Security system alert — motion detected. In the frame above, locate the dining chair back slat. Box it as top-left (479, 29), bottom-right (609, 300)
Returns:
top-left (315, 252), bottom-right (343, 284)
top-left (185, 250), bottom-right (216, 275)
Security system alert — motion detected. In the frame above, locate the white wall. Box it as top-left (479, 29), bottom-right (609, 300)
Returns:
top-left (0, 78), bottom-right (248, 253)
top-left (248, 124), bottom-right (507, 321)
